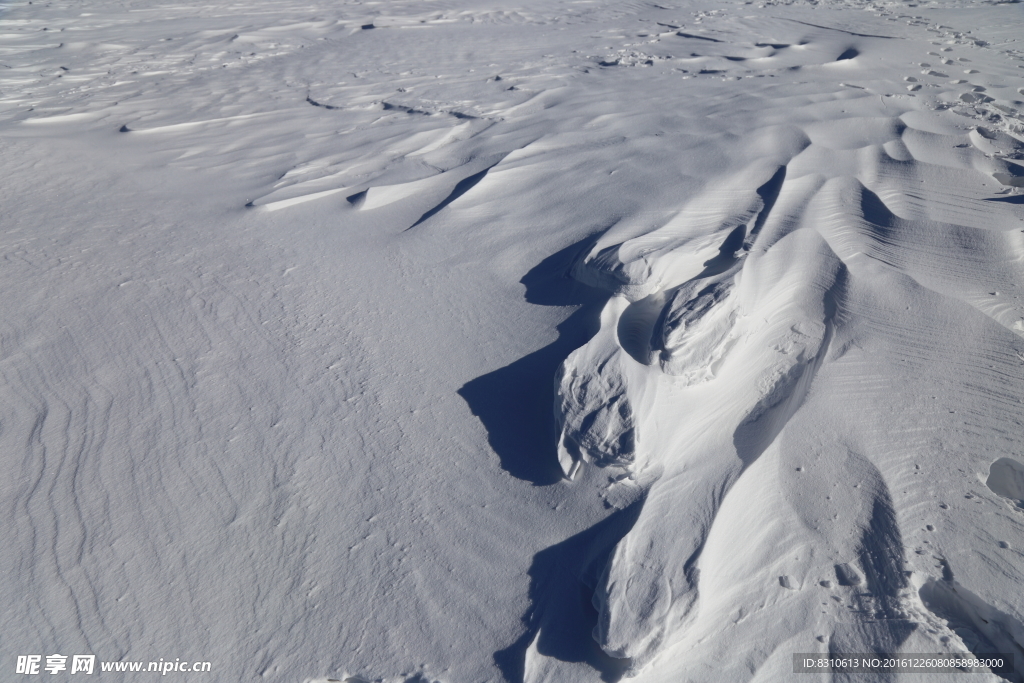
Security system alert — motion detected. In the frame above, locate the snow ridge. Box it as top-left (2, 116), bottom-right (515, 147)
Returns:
top-left (546, 7), bottom-right (1024, 679)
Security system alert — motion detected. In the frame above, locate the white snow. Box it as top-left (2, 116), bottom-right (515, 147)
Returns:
top-left (3, 0), bottom-right (1024, 681)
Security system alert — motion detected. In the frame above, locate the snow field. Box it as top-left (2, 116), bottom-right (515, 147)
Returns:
top-left (2, 0), bottom-right (1024, 681)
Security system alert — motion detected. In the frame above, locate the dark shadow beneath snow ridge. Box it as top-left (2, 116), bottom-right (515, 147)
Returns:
top-left (493, 499), bottom-right (643, 683)
top-left (458, 234), bottom-right (606, 485)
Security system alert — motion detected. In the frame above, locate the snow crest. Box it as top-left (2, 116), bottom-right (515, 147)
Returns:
top-left (546, 7), bottom-right (1024, 675)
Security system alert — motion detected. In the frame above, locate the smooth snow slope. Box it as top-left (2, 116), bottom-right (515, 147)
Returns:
top-left (2, 0), bottom-right (1024, 681)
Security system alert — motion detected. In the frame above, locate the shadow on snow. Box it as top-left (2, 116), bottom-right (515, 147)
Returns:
top-left (493, 499), bottom-right (642, 683)
top-left (458, 234), bottom-right (606, 486)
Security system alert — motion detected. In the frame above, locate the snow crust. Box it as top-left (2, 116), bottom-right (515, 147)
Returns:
top-left (3, 0), bottom-right (1024, 681)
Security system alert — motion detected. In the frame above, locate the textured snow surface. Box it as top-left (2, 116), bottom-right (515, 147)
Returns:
top-left (3, 0), bottom-right (1024, 681)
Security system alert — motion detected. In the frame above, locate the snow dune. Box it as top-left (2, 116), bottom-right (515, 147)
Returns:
top-left (2, 0), bottom-right (1024, 681)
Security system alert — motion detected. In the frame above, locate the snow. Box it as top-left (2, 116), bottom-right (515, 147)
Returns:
top-left (2, 0), bottom-right (1024, 681)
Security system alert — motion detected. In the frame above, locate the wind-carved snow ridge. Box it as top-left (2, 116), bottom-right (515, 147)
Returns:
top-left (555, 166), bottom-right (849, 669)
top-left (548, 35), bottom-right (1024, 673)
